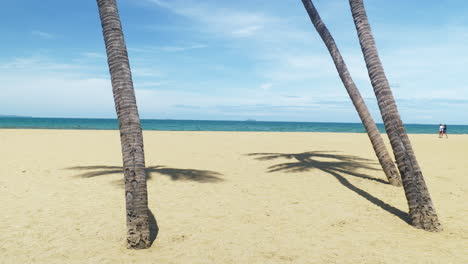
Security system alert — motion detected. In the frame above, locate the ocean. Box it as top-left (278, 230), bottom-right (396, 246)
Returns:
top-left (0, 117), bottom-right (466, 134)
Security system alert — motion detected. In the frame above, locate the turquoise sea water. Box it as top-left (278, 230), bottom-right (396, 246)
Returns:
top-left (0, 117), bottom-right (466, 134)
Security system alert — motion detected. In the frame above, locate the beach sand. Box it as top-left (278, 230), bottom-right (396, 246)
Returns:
top-left (0, 129), bottom-right (467, 263)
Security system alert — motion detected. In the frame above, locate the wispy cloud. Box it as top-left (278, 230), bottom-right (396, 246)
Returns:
top-left (231, 25), bottom-right (262, 37)
top-left (259, 53), bottom-right (338, 83)
top-left (31, 30), bottom-right (55, 39)
top-left (5, 0), bottom-right (468, 124)
top-left (2, 55), bottom-right (467, 123)
top-left (132, 66), bottom-right (162, 77)
top-left (0, 57), bottom-right (114, 117)
top-left (129, 44), bottom-right (207, 53)
top-left (145, 0), bottom-right (275, 38)
top-left (160, 44), bottom-right (208, 52)
top-left (134, 81), bottom-right (175, 90)
top-left (260, 83), bottom-right (273, 90)
top-left (81, 52), bottom-right (106, 59)
top-left (0, 57), bottom-right (89, 73)
top-left (148, 0), bottom-right (171, 8)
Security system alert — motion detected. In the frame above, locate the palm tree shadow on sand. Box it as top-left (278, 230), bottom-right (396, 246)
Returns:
top-left (246, 151), bottom-right (409, 224)
top-left (66, 165), bottom-right (223, 245)
top-left (148, 209), bottom-right (158, 245)
top-left (66, 165), bottom-right (224, 185)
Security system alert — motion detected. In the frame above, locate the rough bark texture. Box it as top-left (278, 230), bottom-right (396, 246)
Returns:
top-left (301, 0), bottom-right (401, 186)
top-left (96, 0), bottom-right (152, 248)
top-left (349, 0), bottom-right (441, 231)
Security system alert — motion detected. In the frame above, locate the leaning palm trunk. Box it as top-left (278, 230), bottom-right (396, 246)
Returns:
top-left (97, 0), bottom-right (152, 247)
top-left (349, 0), bottom-right (441, 231)
top-left (300, 0), bottom-right (401, 186)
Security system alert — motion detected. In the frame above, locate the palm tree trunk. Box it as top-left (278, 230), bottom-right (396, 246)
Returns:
top-left (348, 0), bottom-right (441, 231)
top-left (300, 0), bottom-right (401, 186)
top-left (96, 0), bottom-right (152, 247)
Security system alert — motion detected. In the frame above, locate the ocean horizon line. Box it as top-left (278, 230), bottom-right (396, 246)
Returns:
top-left (1, 116), bottom-right (467, 134)
top-left (0, 115), bottom-right (463, 126)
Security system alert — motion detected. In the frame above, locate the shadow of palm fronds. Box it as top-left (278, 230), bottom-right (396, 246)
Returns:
top-left (246, 151), bottom-right (409, 223)
top-left (154, 166), bottom-right (223, 182)
top-left (247, 151), bottom-right (384, 184)
top-left (67, 165), bottom-right (223, 183)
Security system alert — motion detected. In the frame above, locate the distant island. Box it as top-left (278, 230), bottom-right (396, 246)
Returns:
top-left (244, 119), bottom-right (257, 122)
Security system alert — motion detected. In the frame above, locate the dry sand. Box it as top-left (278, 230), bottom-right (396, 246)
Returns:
top-left (0, 129), bottom-right (467, 263)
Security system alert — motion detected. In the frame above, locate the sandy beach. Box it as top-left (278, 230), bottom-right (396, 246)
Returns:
top-left (0, 129), bottom-right (467, 263)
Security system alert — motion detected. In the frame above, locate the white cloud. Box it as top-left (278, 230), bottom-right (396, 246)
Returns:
top-left (0, 56), bottom-right (106, 77)
top-left (0, 56), bottom-right (112, 117)
top-left (31, 30), bottom-right (55, 39)
top-left (1, 75), bottom-right (115, 117)
top-left (2, 55), bottom-right (466, 123)
top-left (81, 52), bottom-right (107, 59)
top-left (160, 44), bottom-right (208, 52)
top-left (259, 53), bottom-right (338, 83)
top-left (131, 67), bottom-right (162, 77)
top-left (129, 44), bottom-right (207, 53)
top-left (231, 26), bottom-right (262, 37)
top-left (147, 0), bottom-right (171, 8)
top-left (135, 81), bottom-right (173, 89)
top-left (260, 83), bottom-right (273, 90)
top-left (4, 1), bottom-right (468, 124)
top-left (145, 0), bottom-right (275, 38)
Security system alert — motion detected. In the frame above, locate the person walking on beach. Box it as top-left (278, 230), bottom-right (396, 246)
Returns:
top-left (439, 124), bottom-right (444, 138)
top-left (442, 124), bottom-right (448, 138)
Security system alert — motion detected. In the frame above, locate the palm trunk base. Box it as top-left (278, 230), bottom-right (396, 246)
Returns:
top-left (409, 206), bottom-right (442, 232)
top-left (127, 216), bottom-right (151, 249)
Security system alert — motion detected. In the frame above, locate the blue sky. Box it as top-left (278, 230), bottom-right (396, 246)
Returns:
top-left (1, 0), bottom-right (468, 124)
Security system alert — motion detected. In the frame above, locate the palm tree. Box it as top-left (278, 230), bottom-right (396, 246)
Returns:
top-left (348, 0), bottom-right (441, 231)
top-left (96, 0), bottom-right (152, 248)
top-left (300, 0), bottom-right (401, 186)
